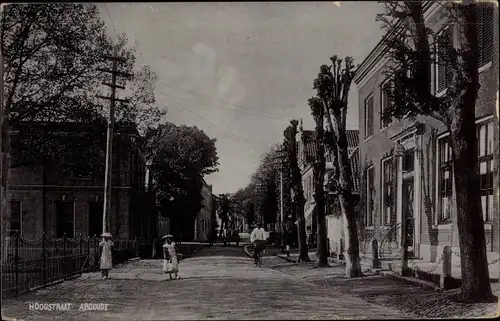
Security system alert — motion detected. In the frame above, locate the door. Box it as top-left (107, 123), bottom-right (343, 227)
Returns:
top-left (88, 201), bottom-right (103, 237)
top-left (56, 201), bottom-right (74, 238)
top-left (402, 178), bottom-right (415, 257)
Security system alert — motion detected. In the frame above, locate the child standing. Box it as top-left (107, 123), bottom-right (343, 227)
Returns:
top-left (162, 234), bottom-right (180, 280)
top-left (99, 232), bottom-right (114, 279)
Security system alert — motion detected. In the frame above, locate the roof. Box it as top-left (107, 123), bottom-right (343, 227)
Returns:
top-left (301, 129), bottom-right (360, 194)
top-left (302, 130), bottom-right (359, 164)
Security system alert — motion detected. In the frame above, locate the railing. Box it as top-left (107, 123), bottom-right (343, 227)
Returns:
top-left (1, 234), bottom-right (140, 297)
top-left (378, 222), bottom-right (403, 260)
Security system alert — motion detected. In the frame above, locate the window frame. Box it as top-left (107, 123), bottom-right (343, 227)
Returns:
top-left (55, 200), bottom-right (75, 238)
top-left (9, 200), bottom-right (22, 237)
top-left (436, 134), bottom-right (453, 225)
top-left (380, 79), bottom-right (392, 131)
top-left (364, 93), bottom-right (374, 140)
top-left (366, 165), bottom-right (375, 227)
top-left (381, 158), bottom-right (393, 226)
top-left (477, 118), bottom-right (494, 222)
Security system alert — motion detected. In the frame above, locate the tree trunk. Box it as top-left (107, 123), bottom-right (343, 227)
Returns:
top-left (285, 120), bottom-right (310, 262)
top-left (334, 121), bottom-right (363, 277)
top-left (450, 110), bottom-right (495, 302)
top-left (311, 102), bottom-right (329, 267)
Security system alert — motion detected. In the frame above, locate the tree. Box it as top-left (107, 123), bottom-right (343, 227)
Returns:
top-left (1, 3), bottom-right (165, 238)
top-left (145, 123), bottom-right (219, 241)
top-left (216, 193), bottom-right (231, 239)
top-left (308, 97), bottom-right (329, 267)
top-left (314, 57), bottom-right (363, 277)
top-left (284, 120), bottom-right (310, 262)
top-left (377, 1), bottom-right (495, 302)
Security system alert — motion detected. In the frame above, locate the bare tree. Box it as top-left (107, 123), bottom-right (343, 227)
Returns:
top-left (308, 97), bottom-right (329, 267)
top-left (284, 120), bottom-right (310, 262)
top-left (378, 1), bottom-right (495, 302)
top-left (314, 57), bottom-right (363, 277)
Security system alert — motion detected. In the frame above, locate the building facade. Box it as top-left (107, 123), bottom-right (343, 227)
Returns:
top-left (297, 119), bottom-right (360, 252)
top-left (353, 2), bottom-right (499, 265)
top-left (7, 122), bottom-right (156, 240)
top-left (194, 179), bottom-right (214, 242)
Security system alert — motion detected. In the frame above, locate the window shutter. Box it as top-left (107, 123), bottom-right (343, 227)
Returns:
top-left (482, 4), bottom-right (494, 66)
top-left (437, 28), bottom-right (451, 92)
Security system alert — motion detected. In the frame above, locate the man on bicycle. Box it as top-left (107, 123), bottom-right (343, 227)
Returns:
top-left (250, 223), bottom-right (266, 265)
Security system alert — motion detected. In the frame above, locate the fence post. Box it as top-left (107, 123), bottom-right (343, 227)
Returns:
top-left (62, 234), bottom-right (67, 280)
top-left (14, 234), bottom-right (20, 296)
top-left (79, 234), bottom-right (83, 275)
top-left (152, 239), bottom-right (156, 259)
top-left (135, 237), bottom-right (139, 258)
top-left (372, 240), bottom-right (381, 269)
top-left (94, 236), bottom-right (98, 270)
top-left (42, 233), bottom-right (47, 286)
top-left (440, 246), bottom-right (452, 289)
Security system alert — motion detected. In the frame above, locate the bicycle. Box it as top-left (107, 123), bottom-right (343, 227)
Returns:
top-left (253, 240), bottom-right (266, 267)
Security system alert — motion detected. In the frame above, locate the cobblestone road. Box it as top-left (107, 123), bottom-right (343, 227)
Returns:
top-left (2, 248), bottom-right (410, 320)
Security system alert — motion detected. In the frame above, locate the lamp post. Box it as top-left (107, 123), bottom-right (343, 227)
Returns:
top-left (394, 141), bottom-right (410, 276)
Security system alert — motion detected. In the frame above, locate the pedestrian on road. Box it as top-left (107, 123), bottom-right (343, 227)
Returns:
top-left (162, 234), bottom-right (180, 280)
top-left (99, 232), bottom-right (114, 280)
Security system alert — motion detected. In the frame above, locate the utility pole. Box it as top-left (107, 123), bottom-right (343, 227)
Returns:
top-left (273, 146), bottom-right (286, 253)
top-left (96, 47), bottom-right (132, 236)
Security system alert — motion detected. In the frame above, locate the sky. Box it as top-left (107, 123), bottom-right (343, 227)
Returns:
top-left (97, 2), bottom-right (384, 195)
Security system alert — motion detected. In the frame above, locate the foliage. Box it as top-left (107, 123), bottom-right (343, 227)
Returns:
top-left (145, 123), bottom-right (219, 239)
top-left (376, 1), bottom-right (495, 301)
top-left (376, 1), bottom-right (478, 125)
top-left (2, 3), bottom-right (165, 169)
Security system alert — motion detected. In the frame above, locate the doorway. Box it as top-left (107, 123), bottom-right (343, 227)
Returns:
top-left (402, 177), bottom-right (415, 258)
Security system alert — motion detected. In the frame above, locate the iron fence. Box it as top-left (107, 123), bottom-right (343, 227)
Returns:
top-left (1, 234), bottom-right (140, 297)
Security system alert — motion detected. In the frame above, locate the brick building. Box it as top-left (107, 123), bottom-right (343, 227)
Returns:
top-left (297, 119), bottom-right (360, 251)
top-left (194, 179), bottom-right (214, 242)
top-left (7, 122), bottom-right (157, 240)
top-left (353, 2), bottom-right (498, 265)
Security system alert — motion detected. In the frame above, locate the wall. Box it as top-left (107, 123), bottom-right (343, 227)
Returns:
top-left (356, 4), bottom-right (499, 263)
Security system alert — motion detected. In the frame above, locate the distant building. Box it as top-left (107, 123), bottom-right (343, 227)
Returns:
top-left (6, 121), bottom-right (157, 240)
top-left (194, 180), bottom-right (214, 242)
top-left (353, 1), bottom-right (498, 264)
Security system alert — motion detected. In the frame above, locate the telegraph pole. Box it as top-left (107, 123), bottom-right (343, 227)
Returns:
top-left (96, 47), bottom-right (132, 235)
top-left (273, 145), bottom-right (286, 253)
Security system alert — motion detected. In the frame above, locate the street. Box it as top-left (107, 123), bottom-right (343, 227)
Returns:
top-left (2, 246), bottom-right (409, 320)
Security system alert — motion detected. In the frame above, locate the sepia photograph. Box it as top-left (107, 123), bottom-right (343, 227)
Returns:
top-left (0, 1), bottom-right (499, 320)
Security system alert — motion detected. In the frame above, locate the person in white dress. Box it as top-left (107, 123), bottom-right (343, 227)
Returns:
top-left (99, 232), bottom-right (114, 279)
top-left (162, 234), bottom-right (180, 280)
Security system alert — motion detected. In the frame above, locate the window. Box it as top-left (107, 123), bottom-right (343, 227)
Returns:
top-left (56, 201), bottom-right (74, 238)
top-left (478, 120), bottom-right (494, 222)
top-left (403, 148), bottom-right (415, 172)
top-left (477, 3), bottom-right (494, 68)
top-left (88, 201), bottom-right (103, 237)
top-left (435, 26), bottom-right (453, 93)
top-left (437, 137), bottom-right (453, 223)
top-left (366, 166), bottom-right (375, 226)
top-left (382, 159), bottom-right (393, 225)
top-left (380, 81), bottom-right (392, 129)
top-left (365, 94), bottom-right (374, 138)
top-left (9, 201), bottom-right (22, 236)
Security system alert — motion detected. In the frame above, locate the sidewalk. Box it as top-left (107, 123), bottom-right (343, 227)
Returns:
top-left (272, 256), bottom-right (499, 318)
